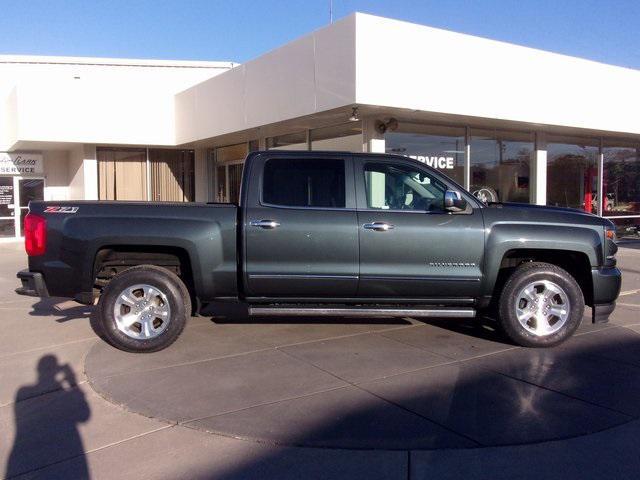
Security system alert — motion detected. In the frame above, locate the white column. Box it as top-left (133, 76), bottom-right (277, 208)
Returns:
top-left (194, 148), bottom-right (209, 202)
top-left (362, 118), bottom-right (385, 153)
top-left (531, 133), bottom-right (547, 205)
top-left (145, 147), bottom-right (151, 201)
top-left (596, 140), bottom-right (604, 216)
top-left (464, 127), bottom-right (471, 191)
top-left (82, 145), bottom-right (98, 200)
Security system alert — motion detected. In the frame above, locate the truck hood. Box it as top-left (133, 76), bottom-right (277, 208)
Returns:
top-left (484, 202), bottom-right (612, 228)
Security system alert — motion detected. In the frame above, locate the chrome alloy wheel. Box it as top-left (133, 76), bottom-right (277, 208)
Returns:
top-left (515, 280), bottom-right (571, 337)
top-left (113, 284), bottom-right (171, 340)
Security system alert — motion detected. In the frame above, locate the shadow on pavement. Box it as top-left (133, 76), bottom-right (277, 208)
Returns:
top-left (193, 327), bottom-right (640, 480)
top-left (214, 315), bottom-right (413, 326)
top-left (77, 311), bottom-right (640, 479)
top-left (423, 315), bottom-right (512, 343)
top-left (28, 298), bottom-right (93, 323)
top-left (5, 355), bottom-right (91, 479)
top-left (205, 301), bottom-right (413, 326)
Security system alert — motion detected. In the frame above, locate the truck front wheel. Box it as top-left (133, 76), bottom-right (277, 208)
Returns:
top-left (498, 262), bottom-right (584, 347)
top-left (97, 265), bottom-right (191, 353)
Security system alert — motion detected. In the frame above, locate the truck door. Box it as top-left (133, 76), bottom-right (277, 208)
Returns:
top-left (354, 157), bottom-right (484, 298)
top-left (243, 153), bottom-right (358, 297)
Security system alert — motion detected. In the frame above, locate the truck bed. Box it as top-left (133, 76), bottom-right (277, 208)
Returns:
top-left (26, 200), bottom-right (238, 301)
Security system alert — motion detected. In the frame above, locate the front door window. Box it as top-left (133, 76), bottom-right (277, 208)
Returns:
top-left (364, 163), bottom-right (446, 212)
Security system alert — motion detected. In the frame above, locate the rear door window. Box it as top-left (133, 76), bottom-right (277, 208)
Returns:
top-left (262, 158), bottom-right (346, 208)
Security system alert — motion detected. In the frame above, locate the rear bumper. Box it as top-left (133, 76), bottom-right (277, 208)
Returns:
top-left (15, 270), bottom-right (49, 298)
top-left (591, 267), bottom-right (622, 324)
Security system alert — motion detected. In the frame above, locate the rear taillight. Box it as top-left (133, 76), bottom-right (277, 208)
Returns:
top-left (24, 213), bottom-right (47, 256)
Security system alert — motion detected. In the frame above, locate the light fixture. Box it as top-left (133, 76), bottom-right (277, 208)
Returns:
top-left (375, 117), bottom-right (399, 134)
top-left (349, 106), bottom-right (359, 122)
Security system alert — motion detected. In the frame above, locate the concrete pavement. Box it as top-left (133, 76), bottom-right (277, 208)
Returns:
top-left (1, 240), bottom-right (640, 479)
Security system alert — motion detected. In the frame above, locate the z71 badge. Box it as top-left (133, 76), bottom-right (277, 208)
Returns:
top-left (44, 206), bottom-right (79, 214)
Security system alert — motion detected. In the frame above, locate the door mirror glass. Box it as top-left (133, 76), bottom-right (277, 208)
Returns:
top-left (444, 190), bottom-right (467, 212)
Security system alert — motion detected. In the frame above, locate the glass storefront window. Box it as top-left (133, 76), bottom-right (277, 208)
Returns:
top-left (17, 178), bottom-right (44, 236)
top-left (266, 131), bottom-right (307, 150)
top-left (546, 138), bottom-right (599, 212)
top-left (98, 148), bottom-right (147, 201)
top-left (248, 139), bottom-right (259, 152)
top-left (602, 142), bottom-right (640, 237)
top-left (98, 148), bottom-right (194, 202)
top-left (470, 130), bottom-right (533, 204)
top-left (149, 149), bottom-right (195, 202)
top-left (385, 125), bottom-right (465, 185)
top-left (311, 123), bottom-right (362, 151)
top-left (602, 144), bottom-right (640, 217)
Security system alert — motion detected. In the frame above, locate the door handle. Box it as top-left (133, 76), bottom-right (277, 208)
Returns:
top-left (250, 219), bottom-right (280, 229)
top-left (363, 222), bottom-right (395, 231)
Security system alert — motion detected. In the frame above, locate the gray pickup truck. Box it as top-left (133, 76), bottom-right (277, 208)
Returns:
top-left (17, 151), bottom-right (621, 352)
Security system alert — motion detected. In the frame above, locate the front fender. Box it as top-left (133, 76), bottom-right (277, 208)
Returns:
top-left (482, 223), bottom-right (603, 297)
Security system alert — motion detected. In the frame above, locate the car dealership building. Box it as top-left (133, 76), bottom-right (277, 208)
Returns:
top-left (1, 12), bottom-right (639, 239)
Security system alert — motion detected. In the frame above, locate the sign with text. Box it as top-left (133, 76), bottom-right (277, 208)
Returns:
top-left (0, 152), bottom-right (43, 175)
top-left (0, 177), bottom-right (13, 216)
top-left (408, 154), bottom-right (455, 170)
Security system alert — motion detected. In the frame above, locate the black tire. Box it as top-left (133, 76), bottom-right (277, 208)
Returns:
top-left (498, 262), bottom-right (584, 348)
top-left (97, 265), bottom-right (191, 353)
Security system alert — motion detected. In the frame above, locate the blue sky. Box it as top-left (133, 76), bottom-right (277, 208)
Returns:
top-left (2, 0), bottom-right (639, 69)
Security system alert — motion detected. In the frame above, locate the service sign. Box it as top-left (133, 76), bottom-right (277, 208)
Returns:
top-left (408, 155), bottom-right (455, 170)
top-left (0, 152), bottom-right (43, 175)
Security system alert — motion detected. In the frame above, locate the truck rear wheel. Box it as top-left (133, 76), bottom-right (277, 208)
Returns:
top-left (97, 265), bottom-right (191, 353)
top-left (498, 262), bottom-right (584, 347)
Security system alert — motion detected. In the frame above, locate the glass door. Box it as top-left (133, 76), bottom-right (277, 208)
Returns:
top-left (213, 143), bottom-right (248, 203)
top-left (215, 165), bottom-right (227, 202)
top-left (16, 178), bottom-right (44, 236)
top-left (0, 177), bottom-right (16, 237)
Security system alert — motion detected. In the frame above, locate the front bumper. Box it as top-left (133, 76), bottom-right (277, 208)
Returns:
top-left (15, 270), bottom-right (49, 298)
top-left (591, 267), bottom-right (622, 324)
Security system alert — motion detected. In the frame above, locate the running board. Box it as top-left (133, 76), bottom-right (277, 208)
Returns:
top-left (248, 307), bottom-right (476, 318)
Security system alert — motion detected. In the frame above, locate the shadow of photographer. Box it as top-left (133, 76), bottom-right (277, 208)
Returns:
top-left (5, 355), bottom-right (91, 479)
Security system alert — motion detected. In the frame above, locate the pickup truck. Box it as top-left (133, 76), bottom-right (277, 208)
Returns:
top-left (16, 151), bottom-right (621, 352)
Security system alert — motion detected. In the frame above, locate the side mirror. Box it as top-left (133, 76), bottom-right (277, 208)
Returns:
top-left (444, 190), bottom-right (467, 213)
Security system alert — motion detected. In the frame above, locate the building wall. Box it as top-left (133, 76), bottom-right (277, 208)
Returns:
top-left (175, 14), bottom-right (357, 144)
top-left (0, 57), bottom-right (235, 150)
top-left (42, 150), bottom-right (69, 201)
top-left (355, 13), bottom-right (640, 136)
top-left (68, 145), bottom-right (85, 200)
top-left (1, 88), bottom-right (17, 148)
